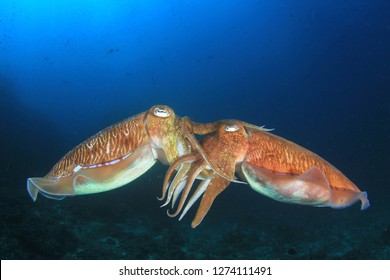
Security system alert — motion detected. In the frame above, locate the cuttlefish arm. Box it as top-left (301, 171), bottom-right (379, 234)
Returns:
top-left (27, 105), bottom-right (194, 201)
top-left (190, 176), bottom-right (230, 228)
top-left (239, 127), bottom-right (370, 210)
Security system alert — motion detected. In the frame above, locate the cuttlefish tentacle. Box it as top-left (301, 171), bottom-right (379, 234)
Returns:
top-left (178, 178), bottom-right (211, 221)
top-left (167, 160), bottom-right (207, 218)
top-left (191, 176), bottom-right (231, 228)
top-left (170, 168), bottom-right (214, 210)
top-left (158, 153), bottom-right (197, 202)
top-left (171, 180), bottom-right (187, 209)
top-left (160, 163), bottom-right (192, 207)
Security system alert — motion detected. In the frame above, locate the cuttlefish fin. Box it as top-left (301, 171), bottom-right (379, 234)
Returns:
top-left (191, 176), bottom-right (230, 228)
top-left (27, 177), bottom-right (67, 201)
top-left (27, 145), bottom-right (157, 201)
top-left (329, 188), bottom-right (370, 210)
top-left (242, 162), bottom-right (369, 210)
top-left (296, 167), bottom-right (369, 210)
top-left (27, 178), bottom-right (40, 201)
top-left (297, 166), bottom-right (329, 186)
top-left (242, 163), bottom-right (330, 205)
top-left (359, 192), bottom-right (370, 210)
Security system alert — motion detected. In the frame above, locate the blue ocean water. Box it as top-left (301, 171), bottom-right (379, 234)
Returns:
top-left (0, 0), bottom-right (389, 259)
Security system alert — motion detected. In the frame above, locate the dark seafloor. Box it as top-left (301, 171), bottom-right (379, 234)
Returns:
top-left (0, 1), bottom-right (389, 259)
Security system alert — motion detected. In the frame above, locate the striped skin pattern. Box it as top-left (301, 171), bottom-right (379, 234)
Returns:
top-left (245, 130), bottom-right (359, 192)
top-left (47, 112), bottom-right (149, 178)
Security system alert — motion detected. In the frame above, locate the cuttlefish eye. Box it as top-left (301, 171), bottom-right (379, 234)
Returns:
top-left (225, 124), bottom-right (240, 132)
top-left (153, 107), bottom-right (171, 118)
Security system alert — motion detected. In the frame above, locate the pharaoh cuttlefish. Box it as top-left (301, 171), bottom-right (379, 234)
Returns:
top-left (161, 119), bottom-right (369, 228)
top-left (27, 105), bottom-right (369, 228)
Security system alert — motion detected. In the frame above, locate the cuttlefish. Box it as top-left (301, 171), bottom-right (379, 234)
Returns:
top-left (161, 120), bottom-right (370, 228)
top-left (27, 105), bottom-right (203, 201)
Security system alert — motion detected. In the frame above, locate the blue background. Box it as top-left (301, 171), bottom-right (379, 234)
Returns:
top-left (1, 0), bottom-right (389, 259)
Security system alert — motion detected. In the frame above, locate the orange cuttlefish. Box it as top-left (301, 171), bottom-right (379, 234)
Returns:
top-left (27, 105), bottom-right (228, 202)
top-left (161, 120), bottom-right (370, 228)
top-left (27, 105), bottom-right (194, 200)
